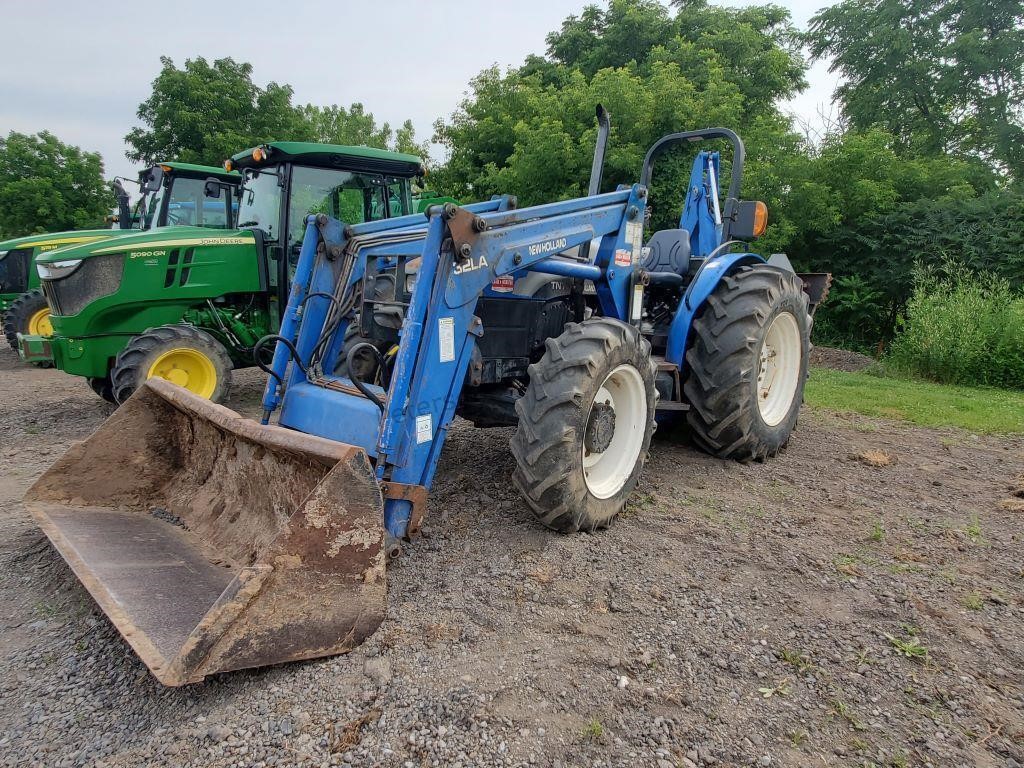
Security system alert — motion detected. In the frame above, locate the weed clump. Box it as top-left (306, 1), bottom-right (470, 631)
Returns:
top-left (888, 261), bottom-right (1024, 389)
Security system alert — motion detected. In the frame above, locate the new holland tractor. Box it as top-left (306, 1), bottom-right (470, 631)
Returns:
top-left (1, 163), bottom-right (239, 356)
top-left (26, 110), bottom-right (829, 686)
top-left (19, 143), bottom-right (427, 403)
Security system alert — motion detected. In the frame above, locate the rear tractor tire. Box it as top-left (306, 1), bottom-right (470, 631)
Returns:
top-left (3, 289), bottom-right (53, 366)
top-left (684, 265), bottom-right (811, 461)
top-left (511, 318), bottom-right (657, 533)
top-left (337, 321), bottom-right (393, 385)
top-left (111, 325), bottom-right (233, 405)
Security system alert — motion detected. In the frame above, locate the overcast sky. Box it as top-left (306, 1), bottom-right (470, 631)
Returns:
top-left (0, 0), bottom-right (836, 182)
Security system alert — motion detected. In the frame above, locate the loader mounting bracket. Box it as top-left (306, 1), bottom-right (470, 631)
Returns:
top-left (443, 203), bottom-right (488, 262)
top-left (381, 480), bottom-right (429, 537)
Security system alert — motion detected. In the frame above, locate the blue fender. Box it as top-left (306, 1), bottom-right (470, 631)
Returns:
top-left (664, 252), bottom-right (765, 367)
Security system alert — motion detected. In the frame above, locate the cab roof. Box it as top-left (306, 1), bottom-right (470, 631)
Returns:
top-left (149, 162), bottom-right (239, 181)
top-left (230, 142), bottom-right (424, 178)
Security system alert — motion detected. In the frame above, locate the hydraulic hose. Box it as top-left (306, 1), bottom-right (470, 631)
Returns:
top-left (254, 334), bottom-right (307, 388)
top-left (345, 342), bottom-right (387, 413)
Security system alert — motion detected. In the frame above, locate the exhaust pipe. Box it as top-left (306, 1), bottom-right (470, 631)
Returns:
top-left (588, 104), bottom-right (611, 196)
top-left (113, 179), bottom-right (132, 230)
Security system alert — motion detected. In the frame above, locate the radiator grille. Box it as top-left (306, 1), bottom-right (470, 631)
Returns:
top-left (0, 248), bottom-right (32, 294)
top-left (43, 254), bottom-right (126, 317)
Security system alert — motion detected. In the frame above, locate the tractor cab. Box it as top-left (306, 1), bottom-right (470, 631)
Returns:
top-left (225, 142), bottom-right (424, 321)
top-left (139, 162), bottom-right (240, 229)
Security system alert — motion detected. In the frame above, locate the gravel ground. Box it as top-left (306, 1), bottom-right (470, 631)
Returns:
top-left (1, 348), bottom-right (1022, 768)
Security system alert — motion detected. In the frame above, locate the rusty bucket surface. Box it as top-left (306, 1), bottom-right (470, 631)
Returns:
top-left (25, 378), bottom-right (385, 686)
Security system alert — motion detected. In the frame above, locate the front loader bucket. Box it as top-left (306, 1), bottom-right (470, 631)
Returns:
top-left (24, 378), bottom-right (385, 686)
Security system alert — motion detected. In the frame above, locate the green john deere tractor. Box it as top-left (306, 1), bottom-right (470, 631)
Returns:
top-left (2, 162), bottom-right (239, 355)
top-left (21, 142), bottom-right (427, 403)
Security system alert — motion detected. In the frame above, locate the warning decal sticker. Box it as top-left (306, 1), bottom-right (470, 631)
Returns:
top-left (491, 276), bottom-right (515, 292)
top-left (439, 317), bottom-right (455, 362)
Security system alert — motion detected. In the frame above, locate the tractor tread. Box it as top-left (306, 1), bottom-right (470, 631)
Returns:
top-left (510, 317), bottom-right (656, 533)
top-left (683, 265), bottom-right (811, 463)
top-left (3, 289), bottom-right (49, 355)
top-left (87, 376), bottom-right (117, 404)
top-left (110, 324), bottom-right (233, 405)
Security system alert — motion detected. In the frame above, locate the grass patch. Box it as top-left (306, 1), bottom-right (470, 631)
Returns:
top-left (581, 718), bottom-right (604, 741)
top-left (887, 262), bottom-right (1024, 389)
top-left (869, 521), bottom-right (885, 543)
top-left (805, 368), bottom-right (1024, 434)
top-left (962, 592), bottom-right (983, 611)
top-left (885, 631), bottom-right (929, 663)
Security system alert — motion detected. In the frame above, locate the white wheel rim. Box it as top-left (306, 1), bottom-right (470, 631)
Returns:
top-left (582, 364), bottom-right (647, 499)
top-left (757, 311), bottom-right (802, 426)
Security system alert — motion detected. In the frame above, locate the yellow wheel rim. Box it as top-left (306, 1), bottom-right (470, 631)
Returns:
top-left (28, 308), bottom-right (53, 337)
top-left (145, 348), bottom-right (217, 398)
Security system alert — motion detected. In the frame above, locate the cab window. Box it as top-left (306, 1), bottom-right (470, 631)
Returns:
top-left (286, 167), bottom-right (390, 251)
top-left (163, 177), bottom-right (232, 228)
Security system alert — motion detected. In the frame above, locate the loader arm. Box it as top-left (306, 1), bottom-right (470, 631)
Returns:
top-left (268, 185), bottom-right (650, 541)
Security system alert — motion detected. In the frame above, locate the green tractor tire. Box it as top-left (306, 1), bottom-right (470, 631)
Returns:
top-left (3, 289), bottom-right (54, 367)
top-left (110, 325), bottom-right (234, 405)
top-left (87, 376), bottom-right (117, 404)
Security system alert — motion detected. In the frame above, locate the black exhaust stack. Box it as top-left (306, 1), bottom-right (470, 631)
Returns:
top-left (113, 179), bottom-right (132, 230)
top-left (588, 104), bottom-right (611, 196)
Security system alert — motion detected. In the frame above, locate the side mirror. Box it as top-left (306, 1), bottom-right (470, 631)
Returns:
top-left (204, 178), bottom-right (223, 198)
top-left (140, 166), bottom-right (165, 193)
top-left (726, 200), bottom-right (768, 241)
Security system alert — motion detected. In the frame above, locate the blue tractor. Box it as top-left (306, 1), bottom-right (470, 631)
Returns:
top-left (26, 108), bottom-right (829, 686)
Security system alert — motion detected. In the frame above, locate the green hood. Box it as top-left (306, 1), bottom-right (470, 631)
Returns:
top-left (0, 228), bottom-right (120, 253)
top-left (35, 226), bottom-right (256, 264)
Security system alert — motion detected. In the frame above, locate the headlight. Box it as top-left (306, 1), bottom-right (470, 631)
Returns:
top-left (37, 258), bottom-right (83, 280)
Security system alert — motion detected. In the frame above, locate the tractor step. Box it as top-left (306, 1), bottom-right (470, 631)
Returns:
top-left (25, 379), bottom-right (388, 686)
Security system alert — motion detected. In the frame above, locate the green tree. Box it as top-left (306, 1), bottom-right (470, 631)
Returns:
top-left (299, 103), bottom-right (429, 158)
top-left (433, 0), bottom-right (807, 221)
top-left (809, 0), bottom-right (1024, 175)
top-left (125, 57), bottom-right (310, 166)
top-left (0, 131), bottom-right (112, 238)
top-left (779, 129), bottom-right (1000, 348)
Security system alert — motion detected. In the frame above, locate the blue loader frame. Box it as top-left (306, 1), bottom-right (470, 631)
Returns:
top-left (259, 129), bottom-right (769, 544)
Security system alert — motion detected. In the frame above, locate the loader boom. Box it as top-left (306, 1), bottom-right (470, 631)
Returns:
top-left (263, 182), bottom-right (718, 541)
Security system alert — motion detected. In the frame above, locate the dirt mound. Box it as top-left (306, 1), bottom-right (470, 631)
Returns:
top-left (810, 344), bottom-right (876, 372)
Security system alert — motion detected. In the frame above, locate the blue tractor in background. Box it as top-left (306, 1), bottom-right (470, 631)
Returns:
top-left (26, 108), bottom-right (829, 686)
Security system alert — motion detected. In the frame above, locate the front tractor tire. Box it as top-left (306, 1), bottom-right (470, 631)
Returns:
top-left (683, 265), bottom-right (811, 462)
top-left (511, 318), bottom-right (657, 533)
top-left (3, 290), bottom-right (53, 365)
top-left (110, 325), bottom-right (233, 405)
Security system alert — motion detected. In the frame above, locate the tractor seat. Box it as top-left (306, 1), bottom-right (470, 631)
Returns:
top-left (640, 229), bottom-right (692, 275)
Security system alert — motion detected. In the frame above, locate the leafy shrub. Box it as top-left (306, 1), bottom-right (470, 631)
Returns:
top-left (798, 188), bottom-right (1024, 352)
top-left (812, 274), bottom-right (889, 353)
top-left (887, 262), bottom-right (1024, 389)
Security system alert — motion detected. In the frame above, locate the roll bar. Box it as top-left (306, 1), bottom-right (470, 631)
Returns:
top-left (639, 128), bottom-right (745, 201)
